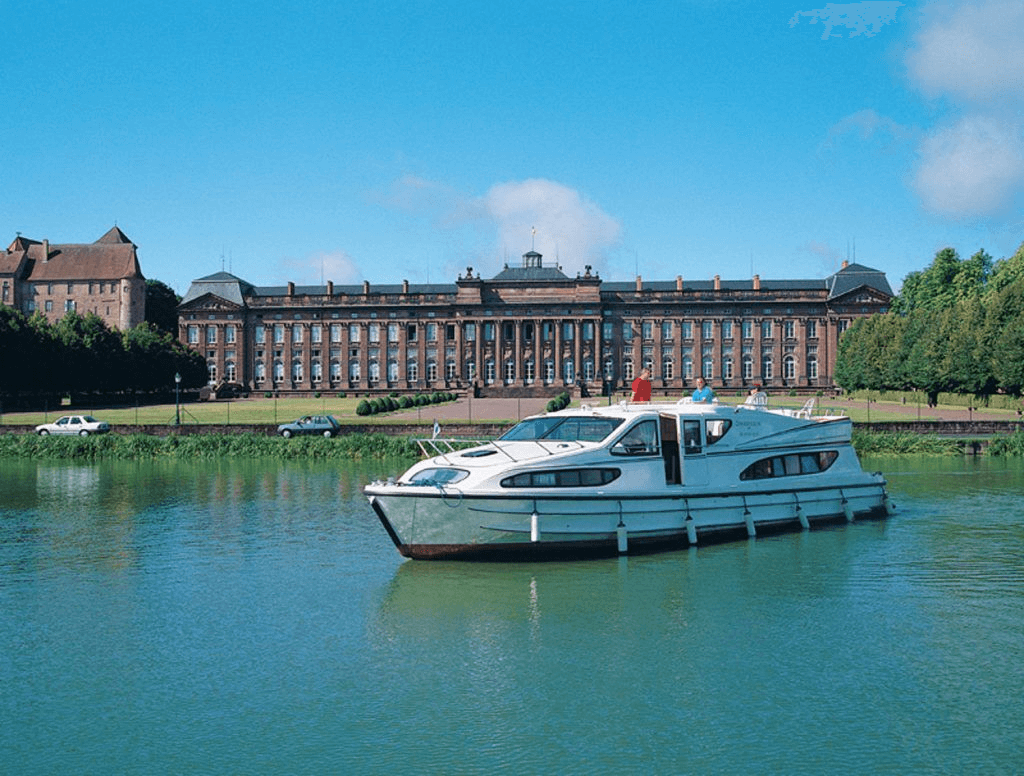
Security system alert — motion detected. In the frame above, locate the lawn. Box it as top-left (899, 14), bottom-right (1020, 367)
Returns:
top-left (0, 396), bottom-right (443, 427)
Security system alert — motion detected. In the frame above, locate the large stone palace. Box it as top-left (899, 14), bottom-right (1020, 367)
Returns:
top-left (177, 250), bottom-right (893, 397)
top-left (1, 226), bottom-right (146, 330)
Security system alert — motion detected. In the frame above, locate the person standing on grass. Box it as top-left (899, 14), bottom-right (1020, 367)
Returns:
top-left (631, 368), bottom-right (652, 402)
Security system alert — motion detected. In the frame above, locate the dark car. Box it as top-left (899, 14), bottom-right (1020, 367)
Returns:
top-left (277, 415), bottom-right (341, 438)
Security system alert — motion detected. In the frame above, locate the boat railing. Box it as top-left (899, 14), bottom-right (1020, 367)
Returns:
top-left (413, 437), bottom-right (494, 457)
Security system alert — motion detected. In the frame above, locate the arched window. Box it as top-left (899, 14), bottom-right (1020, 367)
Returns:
top-left (291, 360), bottom-right (303, 382)
top-left (761, 354), bottom-right (773, 380)
top-left (682, 355), bottom-right (693, 379)
top-left (563, 358), bottom-right (575, 383)
top-left (783, 355), bottom-right (796, 380)
top-left (808, 355), bottom-right (818, 380)
top-left (623, 358), bottom-right (635, 382)
top-left (742, 355), bottom-right (753, 380)
top-left (349, 360), bottom-right (360, 381)
top-left (702, 355), bottom-right (713, 379)
top-left (662, 356), bottom-right (674, 380)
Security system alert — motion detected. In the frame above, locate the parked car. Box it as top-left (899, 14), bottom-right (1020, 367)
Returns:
top-left (35, 415), bottom-right (111, 436)
top-left (277, 415), bottom-right (341, 438)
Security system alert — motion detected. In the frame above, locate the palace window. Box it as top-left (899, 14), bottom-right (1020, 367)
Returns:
top-left (784, 355), bottom-right (797, 380)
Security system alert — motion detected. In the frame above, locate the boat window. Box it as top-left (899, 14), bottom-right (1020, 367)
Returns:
top-left (408, 468), bottom-right (470, 486)
top-left (611, 419), bottom-right (659, 456)
top-left (499, 416), bottom-right (624, 442)
top-left (682, 419), bottom-right (702, 454)
top-left (739, 450), bottom-right (839, 480)
top-left (461, 449), bottom-right (497, 458)
top-left (501, 468), bottom-right (621, 488)
top-left (706, 419), bottom-right (732, 445)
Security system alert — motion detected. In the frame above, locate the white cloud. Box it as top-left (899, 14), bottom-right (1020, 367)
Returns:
top-left (789, 2), bottom-right (904, 39)
top-left (906, 0), bottom-right (1024, 103)
top-left (382, 176), bottom-right (622, 277)
top-left (821, 108), bottom-right (916, 152)
top-left (479, 179), bottom-right (622, 276)
top-left (279, 250), bottom-right (362, 286)
top-left (912, 115), bottom-right (1024, 217)
top-left (905, 0), bottom-right (1024, 217)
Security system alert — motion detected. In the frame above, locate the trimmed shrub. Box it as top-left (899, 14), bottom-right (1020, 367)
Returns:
top-left (356, 400), bottom-right (372, 416)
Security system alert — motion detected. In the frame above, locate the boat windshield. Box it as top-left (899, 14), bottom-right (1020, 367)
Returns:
top-left (499, 416), bottom-right (625, 443)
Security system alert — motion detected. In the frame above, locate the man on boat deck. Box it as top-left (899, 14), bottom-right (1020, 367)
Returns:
top-left (631, 368), bottom-right (652, 402)
top-left (692, 377), bottom-right (715, 403)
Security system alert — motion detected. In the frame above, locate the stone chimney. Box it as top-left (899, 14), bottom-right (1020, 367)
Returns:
top-left (842, 260), bottom-right (849, 269)
top-left (363, 280), bottom-right (370, 295)
top-left (402, 279), bottom-right (409, 294)
top-left (326, 280), bottom-right (333, 296)
top-left (287, 281), bottom-right (295, 296)
top-left (676, 275), bottom-right (683, 291)
top-left (714, 274), bottom-right (721, 291)
top-left (635, 275), bottom-right (642, 292)
top-left (753, 274), bottom-right (761, 291)
top-left (42, 239), bottom-right (49, 262)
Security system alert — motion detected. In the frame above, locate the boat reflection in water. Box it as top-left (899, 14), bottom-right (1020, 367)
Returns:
top-left (366, 396), bottom-right (893, 560)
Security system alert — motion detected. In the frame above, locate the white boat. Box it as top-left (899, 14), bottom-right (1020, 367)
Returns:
top-left (365, 397), bottom-right (893, 560)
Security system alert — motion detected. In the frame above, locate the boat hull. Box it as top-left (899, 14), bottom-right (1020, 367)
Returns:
top-left (366, 477), bottom-right (890, 560)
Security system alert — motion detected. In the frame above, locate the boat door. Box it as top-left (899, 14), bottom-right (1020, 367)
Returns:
top-left (680, 418), bottom-right (708, 486)
top-left (659, 414), bottom-right (681, 485)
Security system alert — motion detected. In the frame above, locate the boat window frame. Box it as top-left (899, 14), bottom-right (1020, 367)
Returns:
top-left (610, 418), bottom-right (660, 456)
top-left (498, 415), bottom-right (625, 443)
top-left (738, 450), bottom-right (839, 481)
top-left (500, 468), bottom-right (622, 488)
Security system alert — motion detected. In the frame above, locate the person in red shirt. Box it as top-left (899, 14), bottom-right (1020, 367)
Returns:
top-left (631, 368), bottom-right (652, 402)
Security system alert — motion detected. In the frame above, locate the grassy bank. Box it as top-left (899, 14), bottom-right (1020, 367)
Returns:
top-left (0, 432), bottom-right (420, 461)
top-left (3, 428), bottom-right (1022, 461)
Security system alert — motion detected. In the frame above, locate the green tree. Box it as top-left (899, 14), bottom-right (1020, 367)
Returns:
top-left (145, 279), bottom-right (181, 334)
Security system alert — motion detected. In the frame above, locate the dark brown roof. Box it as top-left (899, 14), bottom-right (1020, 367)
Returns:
top-left (3, 228), bottom-right (144, 282)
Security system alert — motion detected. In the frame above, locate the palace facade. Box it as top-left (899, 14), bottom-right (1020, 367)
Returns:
top-left (1, 227), bottom-right (146, 330)
top-left (177, 251), bottom-right (892, 397)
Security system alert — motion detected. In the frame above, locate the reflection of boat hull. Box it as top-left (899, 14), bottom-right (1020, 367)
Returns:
top-left (368, 477), bottom-right (889, 560)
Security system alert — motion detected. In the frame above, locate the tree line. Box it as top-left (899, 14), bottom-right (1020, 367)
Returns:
top-left (835, 242), bottom-right (1024, 403)
top-left (0, 280), bottom-right (205, 405)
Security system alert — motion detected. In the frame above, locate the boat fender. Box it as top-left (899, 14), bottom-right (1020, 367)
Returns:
top-left (685, 516), bottom-right (698, 546)
top-left (743, 499), bottom-right (756, 538)
top-left (796, 497), bottom-right (809, 530)
top-left (840, 490), bottom-right (855, 522)
top-left (530, 511), bottom-right (540, 543)
top-left (616, 522), bottom-right (628, 554)
top-left (884, 494), bottom-right (896, 516)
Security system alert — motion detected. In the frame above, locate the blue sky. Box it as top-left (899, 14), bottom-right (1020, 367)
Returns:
top-left (4, 0), bottom-right (1024, 296)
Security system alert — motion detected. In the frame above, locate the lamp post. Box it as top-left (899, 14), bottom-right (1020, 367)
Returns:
top-left (174, 372), bottom-right (181, 426)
